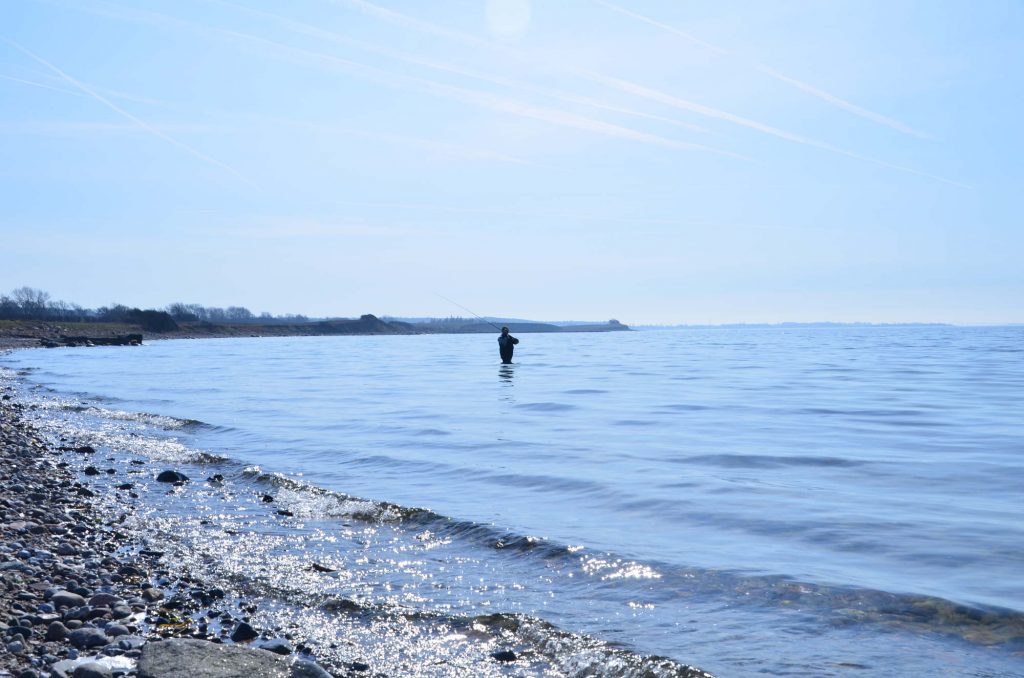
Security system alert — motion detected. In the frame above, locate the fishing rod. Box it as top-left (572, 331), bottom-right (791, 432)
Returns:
top-left (433, 293), bottom-right (503, 331)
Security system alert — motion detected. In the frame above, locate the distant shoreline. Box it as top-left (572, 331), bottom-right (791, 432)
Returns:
top-left (0, 316), bottom-right (630, 350)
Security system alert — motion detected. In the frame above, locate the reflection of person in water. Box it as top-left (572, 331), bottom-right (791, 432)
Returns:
top-left (497, 326), bottom-right (519, 364)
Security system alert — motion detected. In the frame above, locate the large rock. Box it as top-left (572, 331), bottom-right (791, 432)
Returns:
top-left (137, 639), bottom-right (331, 678)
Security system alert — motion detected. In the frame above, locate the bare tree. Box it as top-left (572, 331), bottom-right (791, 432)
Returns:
top-left (167, 303), bottom-right (201, 321)
top-left (225, 306), bottom-right (254, 322)
top-left (0, 295), bottom-right (18, 319)
top-left (11, 287), bottom-right (51, 318)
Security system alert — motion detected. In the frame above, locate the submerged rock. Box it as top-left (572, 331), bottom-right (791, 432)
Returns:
top-left (156, 470), bottom-right (189, 483)
top-left (230, 622), bottom-right (259, 643)
top-left (491, 649), bottom-right (518, 662)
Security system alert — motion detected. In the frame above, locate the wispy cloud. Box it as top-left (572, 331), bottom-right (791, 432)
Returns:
top-left (289, 121), bottom-right (551, 168)
top-left (3, 39), bottom-right (249, 183)
top-left (593, 0), bottom-right (929, 139)
top-left (0, 121), bottom-right (230, 135)
top-left (328, 0), bottom-right (961, 185)
top-left (211, 27), bottom-right (745, 158)
top-left (576, 70), bottom-right (968, 186)
top-left (49, 0), bottom-right (741, 159)
top-left (209, 0), bottom-right (712, 136)
top-left (2, 71), bottom-right (174, 109)
top-left (0, 73), bottom-right (83, 96)
top-left (203, 217), bottom-right (419, 240)
top-left (327, 200), bottom-right (706, 227)
top-left (752, 64), bottom-right (929, 139)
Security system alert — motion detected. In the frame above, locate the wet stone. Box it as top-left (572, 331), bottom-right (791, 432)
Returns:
top-left (491, 649), bottom-right (518, 662)
top-left (261, 638), bottom-right (292, 655)
top-left (140, 588), bottom-right (163, 603)
top-left (230, 622), bottom-right (259, 643)
top-left (155, 471), bottom-right (188, 484)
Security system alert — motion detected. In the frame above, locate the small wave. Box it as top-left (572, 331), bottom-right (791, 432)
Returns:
top-left (516, 402), bottom-right (576, 412)
top-left (414, 428), bottom-right (451, 436)
top-left (84, 406), bottom-right (208, 431)
top-left (476, 614), bottom-right (715, 678)
top-left (36, 400), bottom-right (210, 431)
top-left (678, 453), bottom-right (862, 469)
top-left (563, 389), bottom-right (608, 395)
top-left (657, 403), bottom-right (711, 412)
top-left (612, 419), bottom-right (658, 427)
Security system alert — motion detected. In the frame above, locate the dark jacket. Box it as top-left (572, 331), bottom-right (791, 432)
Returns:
top-left (497, 334), bottom-right (519, 362)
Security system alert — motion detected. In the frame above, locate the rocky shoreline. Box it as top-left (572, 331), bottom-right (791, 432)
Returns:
top-left (0, 362), bottom-right (342, 678)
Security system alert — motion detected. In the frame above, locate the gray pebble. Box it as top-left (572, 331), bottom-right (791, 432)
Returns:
top-left (104, 623), bottom-right (129, 637)
top-left (73, 663), bottom-right (111, 678)
top-left (68, 626), bottom-right (109, 649)
top-left (46, 621), bottom-right (69, 641)
top-left (50, 590), bottom-right (86, 609)
top-left (88, 594), bottom-right (121, 608)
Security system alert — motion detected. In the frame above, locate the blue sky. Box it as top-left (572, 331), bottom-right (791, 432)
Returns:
top-left (2, 0), bottom-right (1021, 324)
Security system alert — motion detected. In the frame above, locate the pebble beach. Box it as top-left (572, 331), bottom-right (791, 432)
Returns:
top-left (0, 348), bottom-right (344, 678)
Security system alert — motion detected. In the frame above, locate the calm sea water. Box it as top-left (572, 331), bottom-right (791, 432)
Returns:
top-left (3, 327), bottom-right (1023, 676)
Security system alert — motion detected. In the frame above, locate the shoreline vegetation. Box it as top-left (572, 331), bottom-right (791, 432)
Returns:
top-left (0, 317), bottom-right (630, 350)
top-left (0, 286), bottom-right (629, 350)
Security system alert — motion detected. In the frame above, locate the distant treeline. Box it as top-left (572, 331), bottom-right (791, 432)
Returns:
top-left (163, 303), bottom-right (309, 325)
top-left (0, 286), bottom-right (311, 331)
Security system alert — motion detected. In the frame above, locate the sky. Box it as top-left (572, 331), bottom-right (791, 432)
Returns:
top-left (1, 0), bottom-right (1022, 324)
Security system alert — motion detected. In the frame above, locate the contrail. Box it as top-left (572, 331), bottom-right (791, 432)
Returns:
top-left (327, 0), bottom-right (962, 185)
top-left (0, 73), bottom-right (83, 96)
top-left (2, 70), bottom-right (173, 108)
top-left (752, 64), bottom-right (928, 139)
top-left (593, 0), bottom-right (929, 139)
top-left (40, 0), bottom-right (741, 159)
top-left (220, 29), bottom-right (746, 159)
top-left (579, 70), bottom-right (967, 186)
top-left (3, 39), bottom-right (250, 183)
top-left (4, 68), bottom-right (550, 168)
top-left (208, 0), bottom-right (712, 135)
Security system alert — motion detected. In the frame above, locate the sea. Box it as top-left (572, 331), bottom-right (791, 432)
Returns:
top-left (2, 326), bottom-right (1022, 677)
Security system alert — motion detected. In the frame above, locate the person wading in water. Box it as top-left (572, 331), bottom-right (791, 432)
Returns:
top-left (497, 326), bottom-right (519, 364)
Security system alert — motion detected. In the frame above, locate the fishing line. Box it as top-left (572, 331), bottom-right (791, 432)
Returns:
top-left (433, 293), bottom-right (502, 331)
